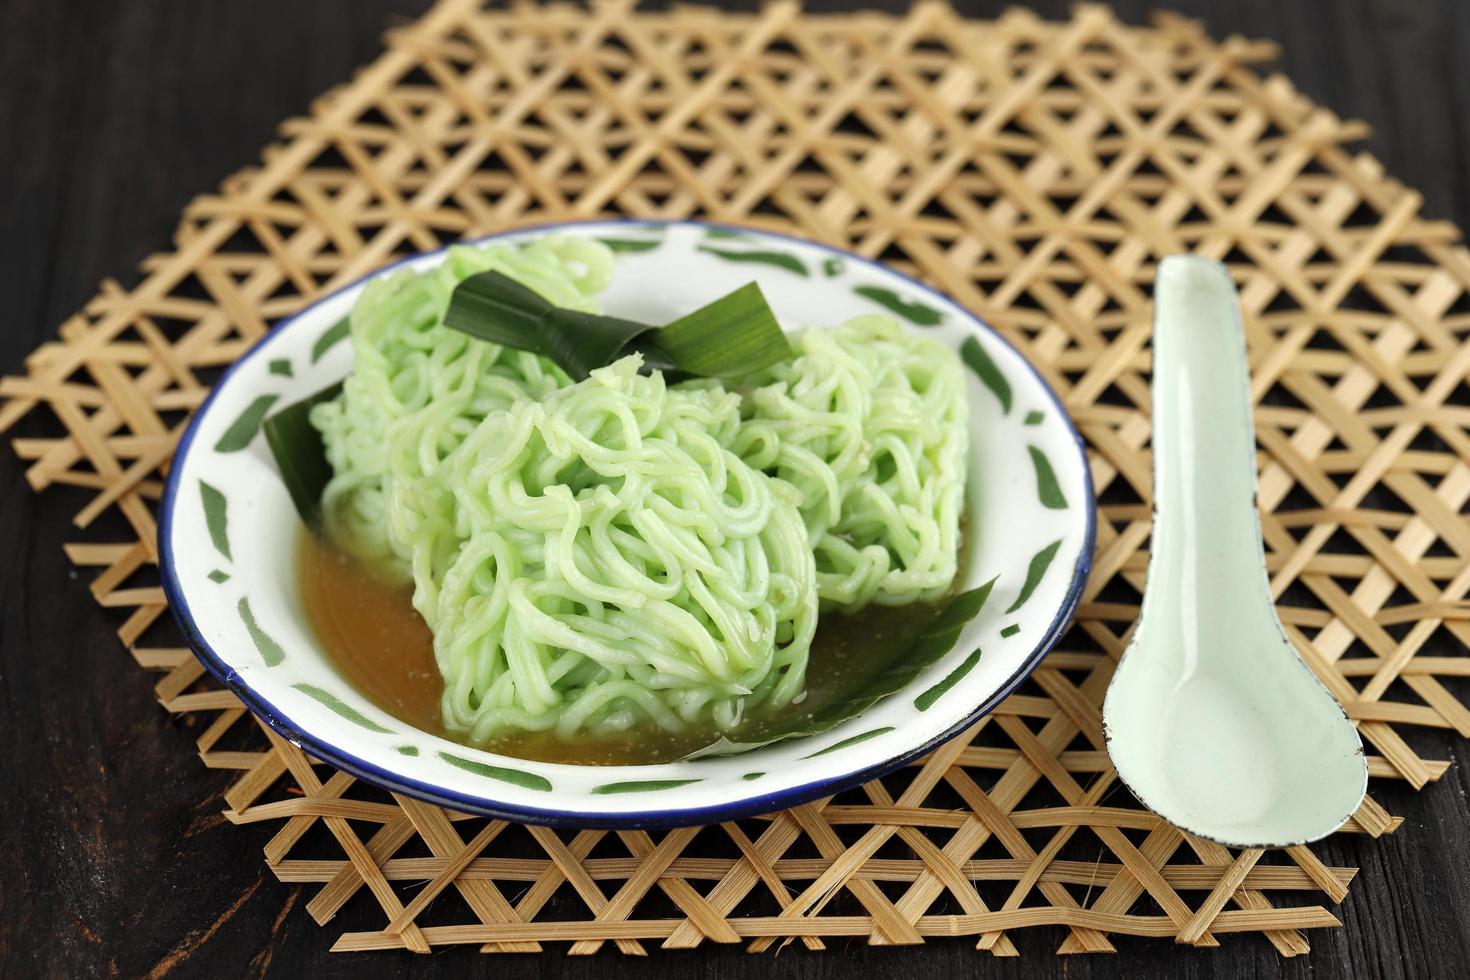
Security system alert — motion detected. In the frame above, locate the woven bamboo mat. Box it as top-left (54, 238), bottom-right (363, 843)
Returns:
top-left (5, 0), bottom-right (1470, 958)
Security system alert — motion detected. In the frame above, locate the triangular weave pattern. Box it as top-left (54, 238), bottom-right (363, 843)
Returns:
top-left (7, 0), bottom-right (1470, 957)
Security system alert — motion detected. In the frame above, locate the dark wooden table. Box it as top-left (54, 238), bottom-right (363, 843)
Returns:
top-left (3, 1), bottom-right (1468, 976)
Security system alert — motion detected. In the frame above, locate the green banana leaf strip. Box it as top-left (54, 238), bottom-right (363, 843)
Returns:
top-left (542, 308), bottom-right (678, 379)
top-left (655, 283), bottom-right (790, 379)
top-left (444, 271), bottom-right (791, 382)
top-left (262, 382), bottom-right (343, 531)
top-left (441, 269), bottom-right (547, 353)
top-left (684, 576), bottom-right (998, 759)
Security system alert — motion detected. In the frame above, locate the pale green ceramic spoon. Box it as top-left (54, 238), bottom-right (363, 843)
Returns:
top-left (1102, 255), bottom-right (1367, 848)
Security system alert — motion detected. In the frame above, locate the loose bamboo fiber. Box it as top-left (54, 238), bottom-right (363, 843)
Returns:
top-left (4, 0), bottom-right (1469, 957)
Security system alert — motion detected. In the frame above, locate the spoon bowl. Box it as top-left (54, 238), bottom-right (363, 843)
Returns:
top-left (1102, 256), bottom-right (1367, 848)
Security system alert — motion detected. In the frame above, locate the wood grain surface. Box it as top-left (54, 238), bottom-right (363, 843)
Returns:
top-left (1, 1), bottom-right (1468, 977)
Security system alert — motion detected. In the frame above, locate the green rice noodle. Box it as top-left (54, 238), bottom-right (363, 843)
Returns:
top-left (731, 315), bottom-right (969, 611)
top-left (310, 238), bottom-right (609, 575)
top-left (310, 240), bottom-right (966, 740)
top-left (420, 356), bottom-right (818, 739)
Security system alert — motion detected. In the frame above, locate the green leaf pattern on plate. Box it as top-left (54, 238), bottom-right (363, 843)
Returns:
top-left (597, 237), bottom-right (663, 253)
top-left (293, 683), bottom-right (392, 733)
top-left (592, 778), bottom-right (704, 795)
top-left (439, 751), bottom-right (553, 791)
top-left (1007, 539), bottom-right (1063, 614)
top-left (914, 648), bottom-right (981, 711)
top-left (853, 285), bottom-right (944, 326)
top-left (237, 597), bottom-right (285, 667)
top-left (214, 395), bottom-right (279, 453)
top-left (960, 336), bottom-right (1012, 414)
top-left (802, 726), bottom-right (895, 759)
top-left (697, 245), bottom-right (809, 277)
top-left (200, 480), bottom-right (231, 560)
top-left (1027, 445), bottom-right (1069, 510)
top-left (311, 317), bottom-right (350, 364)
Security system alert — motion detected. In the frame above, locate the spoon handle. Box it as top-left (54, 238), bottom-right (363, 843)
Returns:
top-left (1147, 257), bottom-right (1272, 628)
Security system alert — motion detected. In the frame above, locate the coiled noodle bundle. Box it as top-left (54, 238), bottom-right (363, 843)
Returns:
top-left (420, 356), bottom-right (818, 739)
top-left (311, 238), bottom-right (610, 574)
top-left (732, 315), bottom-right (968, 611)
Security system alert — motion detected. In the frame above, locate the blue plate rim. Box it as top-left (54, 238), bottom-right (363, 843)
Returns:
top-left (157, 217), bottom-right (1098, 829)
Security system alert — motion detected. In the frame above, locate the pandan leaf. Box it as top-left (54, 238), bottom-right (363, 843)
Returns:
top-left (444, 271), bottom-right (792, 382)
top-left (684, 576), bottom-right (997, 759)
top-left (262, 382), bottom-right (343, 529)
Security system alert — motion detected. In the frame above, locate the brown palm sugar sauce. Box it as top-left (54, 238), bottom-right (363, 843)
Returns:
top-left (298, 530), bottom-right (950, 765)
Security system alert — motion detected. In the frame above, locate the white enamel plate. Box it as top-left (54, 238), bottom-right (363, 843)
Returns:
top-left (160, 220), bottom-right (1095, 827)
